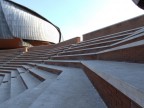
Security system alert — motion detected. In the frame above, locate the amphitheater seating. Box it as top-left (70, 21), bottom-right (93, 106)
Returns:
top-left (0, 27), bottom-right (143, 108)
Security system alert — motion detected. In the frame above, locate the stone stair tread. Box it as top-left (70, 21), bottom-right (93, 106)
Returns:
top-left (11, 75), bottom-right (27, 98)
top-left (66, 38), bottom-right (122, 52)
top-left (35, 63), bottom-right (62, 75)
top-left (29, 68), bottom-right (58, 80)
top-left (0, 82), bottom-right (10, 104)
top-left (11, 70), bottom-right (19, 78)
top-left (52, 39), bottom-right (144, 60)
top-left (0, 67), bottom-right (16, 70)
top-left (78, 32), bottom-right (131, 47)
top-left (12, 60), bottom-right (43, 62)
top-left (58, 32), bottom-right (144, 57)
top-left (45, 59), bottom-right (144, 103)
top-left (2, 73), bottom-right (11, 83)
top-left (0, 75), bottom-right (4, 85)
top-left (82, 60), bottom-right (144, 107)
top-left (82, 26), bottom-right (143, 44)
top-left (0, 75), bottom-right (58, 108)
top-left (17, 68), bottom-right (27, 73)
top-left (22, 65), bottom-right (33, 70)
top-left (29, 67), bottom-right (106, 108)
top-left (18, 71), bottom-right (41, 89)
top-left (43, 59), bottom-right (144, 107)
top-left (59, 45), bottom-right (109, 55)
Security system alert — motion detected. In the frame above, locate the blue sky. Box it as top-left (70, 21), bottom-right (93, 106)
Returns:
top-left (12, 0), bottom-right (143, 41)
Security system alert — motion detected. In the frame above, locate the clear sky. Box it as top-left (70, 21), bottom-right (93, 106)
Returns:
top-left (12, 0), bottom-right (143, 41)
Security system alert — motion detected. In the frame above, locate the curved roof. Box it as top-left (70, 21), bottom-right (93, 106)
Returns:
top-left (132, 0), bottom-right (144, 10)
top-left (0, 0), bottom-right (61, 43)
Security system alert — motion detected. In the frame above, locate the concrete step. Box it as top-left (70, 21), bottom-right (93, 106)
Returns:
top-left (10, 75), bottom-right (27, 98)
top-left (44, 60), bottom-right (81, 68)
top-left (0, 70), bottom-right (11, 73)
top-left (29, 63), bottom-right (62, 75)
top-left (17, 68), bottom-right (27, 73)
top-left (28, 67), bottom-right (58, 81)
top-left (5, 62), bottom-right (28, 65)
top-left (11, 70), bottom-right (19, 78)
top-left (29, 66), bottom-right (106, 108)
top-left (83, 26), bottom-right (143, 43)
top-left (17, 70), bottom-right (42, 89)
top-left (65, 38), bottom-right (122, 52)
top-left (58, 45), bottom-right (108, 56)
top-left (80, 30), bottom-right (138, 48)
top-left (0, 72), bottom-right (59, 108)
top-left (0, 67), bottom-right (17, 71)
top-left (22, 65), bottom-right (34, 70)
top-left (10, 60), bottom-right (43, 63)
top-left (82, 60), bottom-right (144, 108)
top-left (26, 45), bottom-right (70, 55)
top-left (0, 75), bottom-right (4, 85)
top-left (21, 51), bottom-right (58, 56)
top-left (2, 73), bottom-right (11, 83)
top-left (79, 32), bottom-right (131, 47)
top-left (44, 60), bottom-right (144, 107)
top-left (13, 57), bottom-right (47, 61)
top-left (2, 65), bottom-right (23, 68)
top-left (22, 51), bottom-right (57, 55)
top-left (51, 40), bottom-right (144, 63)
top-left (0, 80), bottom-right (10, 104)
top-left (60, 30), bottom-right (144, 56)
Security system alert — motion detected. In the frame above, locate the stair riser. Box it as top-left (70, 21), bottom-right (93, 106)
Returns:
top-left (44, 61), bottom-right (82, 68)
top-left (29, 71), bottom-right (45, 81)
top-left (65, 39), bottom-right (120, 52)
top-left (83, 65), bottom-right (142, 108)
top-left (43, 60), bottom-right (143, 108)
top-left (36, 65), bottom-right (62, 75)
top-left (52, 44), bottom-right (144, 63)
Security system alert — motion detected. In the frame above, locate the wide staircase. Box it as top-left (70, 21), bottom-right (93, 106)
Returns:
top-left (0, 26), bottom-right (144, 108)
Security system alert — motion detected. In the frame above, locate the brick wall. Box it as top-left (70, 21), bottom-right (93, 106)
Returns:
top-left (56, 37), bottom-right (80, 48)
top-left (84, 66), bottom-right (142, 108)
top-left (83, 15), bottom-right (144, 41)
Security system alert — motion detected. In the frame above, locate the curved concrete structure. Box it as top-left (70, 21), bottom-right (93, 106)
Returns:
top-left (0, 0), bottom-right (61, 49)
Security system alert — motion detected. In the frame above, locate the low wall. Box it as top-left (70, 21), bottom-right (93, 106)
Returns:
top-left (83, 14), bottom-right (144, 41)
top-left (54, 37), bottom-right (80, 48)
top-left (0, 38), bottom-right (23, 49)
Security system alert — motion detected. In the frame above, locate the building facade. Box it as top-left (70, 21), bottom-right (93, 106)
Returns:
top-left (0, 0), bottom-right (61, 49)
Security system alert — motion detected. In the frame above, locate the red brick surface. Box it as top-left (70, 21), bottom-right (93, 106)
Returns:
top-left (53, 37), bottom-right (80, 48)
top-left (83, 15), bottom-right (144, 41)
top-left (97, 45), bottom-right (144, 63)
top-left (84, 66), bottom-right (142, 108)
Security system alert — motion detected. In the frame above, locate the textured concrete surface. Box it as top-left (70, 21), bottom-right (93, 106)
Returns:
top-left (18, 71), bottom-right (41, 89)
top-left (29, 65), bottom-right (106, 108)
top-left (29, 67), bottom-right (57, 80)
top-left (0, 81), bottom-right (10, 104)
top-left (0, 70), bottom-right (58, 108)
top-left (0, 75), bottom-right (4, 84)
top-left (82, 60), bottom-right (144, 107)
top-left (11, 75), bottom-right (27, 97)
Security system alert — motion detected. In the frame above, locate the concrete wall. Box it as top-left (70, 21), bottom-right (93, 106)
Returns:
top-left (83, 15), bottom-right (144, 41)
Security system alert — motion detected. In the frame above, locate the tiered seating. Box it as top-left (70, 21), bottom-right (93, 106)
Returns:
top-left (0, 48), bottom-right (25, 66)
top-left (0, 26), bottom-right (144, 108)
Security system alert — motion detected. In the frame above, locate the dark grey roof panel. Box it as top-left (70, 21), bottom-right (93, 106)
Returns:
top-left (0, 0), bottom-right (13, 39)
